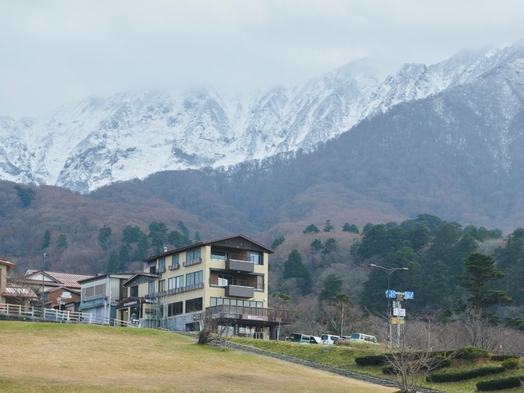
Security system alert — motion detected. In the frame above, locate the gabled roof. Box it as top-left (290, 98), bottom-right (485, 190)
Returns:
top-left (2, 287), bottom-right (38, 298)
top-left (142, 234), bottom-right (274, 262)
top-left (122, 273), bottom-right (159, 288)
top-left (24, 270), bottom-right (94, 289)
top-left (78, 273), bottom-right (134, 284)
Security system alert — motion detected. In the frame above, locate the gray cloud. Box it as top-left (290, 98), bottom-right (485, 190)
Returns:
top-left (1, 0), bottom-right (523, 117)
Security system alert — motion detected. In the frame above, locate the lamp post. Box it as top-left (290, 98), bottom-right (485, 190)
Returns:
top-left (42, 253), bottom-right (50, 310)
top-left (369, 264), bottom-right (408, 348)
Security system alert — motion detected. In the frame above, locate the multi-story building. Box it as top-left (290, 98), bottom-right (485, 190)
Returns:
top-left (130, 234), bottom-right (293, 339)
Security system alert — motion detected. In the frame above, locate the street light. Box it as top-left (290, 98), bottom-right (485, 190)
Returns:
top-left (369, 264), bottom-right (408, 347)
top-left (42, 253), bottom-right (50, 310)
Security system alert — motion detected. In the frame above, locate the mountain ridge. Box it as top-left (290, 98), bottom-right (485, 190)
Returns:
top-left (2, 42), bottom-right (523, 193)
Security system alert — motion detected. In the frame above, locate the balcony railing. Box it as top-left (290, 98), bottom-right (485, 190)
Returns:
top-left (205, 304), bottom-right (294, 324)
top-left (183, 257), bottom-right (202, 267)
top-left (226, 285), bottom-right (254, 298)
top-left (144, 282), bottom-right (204, 299)
top-left (226, 259), bottom-right (254, 273)
top-left (168, 263), bottom-right (180, 271)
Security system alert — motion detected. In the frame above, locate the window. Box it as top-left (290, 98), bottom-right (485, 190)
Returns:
top-left (248, 251), bottom-right (262, 265)
top-left (158, 279), bottom-right (165, 292)
top-left (210, 297), bottom-right (263, 308)
top-left (168, 275), bottom-right (183, 290)
top-left (186, 248), bottom-right (201, 261)
top-left (83, 283), bottom-right (106, 299)
top-left (185, 297), bottom-right (203, 312)
top-left (186, 270), bottom-right (203, 286)
top-left (149, 266), bottom-right (156, 274)
top-left (211, 251), bottom-right (226, 260)
top-left (257, 276), bottom-right (264, 290)
top-left (130, 286), bottom-right (138, 297)
top-left (158, 258), bottom-right (165, 269)
top-left (148, 281), bottom-right (155, 294)
top-left (167, 301), bottom-right (183, 316)
top-left (172, 254), bottom-right (179, 264)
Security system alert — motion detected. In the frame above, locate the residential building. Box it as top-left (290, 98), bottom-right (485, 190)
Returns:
top-left (22, 270), bottom-right (93, 308)
top-left (127, 234), bottom-right (293, 339)
top-left (78, 273), bottom-right (134, 321)
top-left (1, 259), bottom-right (38, 308)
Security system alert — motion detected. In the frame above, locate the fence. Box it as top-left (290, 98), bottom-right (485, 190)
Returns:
top-left (0, 303), bottom-right (135, 327)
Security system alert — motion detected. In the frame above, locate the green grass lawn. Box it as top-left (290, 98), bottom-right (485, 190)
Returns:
top-left (229, 337), bottom-right (524, 393)
top-left (0, 321), bottom-right (396, 393)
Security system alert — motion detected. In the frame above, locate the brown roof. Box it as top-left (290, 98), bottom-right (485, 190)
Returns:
top-left (0, 258), bottom-right (16, 272)
top-left (3, 287), bottom-right (38, 298)
top-left (24, 270), bottom-right (95, 289)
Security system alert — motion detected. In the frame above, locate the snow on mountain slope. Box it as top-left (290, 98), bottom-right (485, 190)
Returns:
top-left (1, 42), bottom-right (523, 193)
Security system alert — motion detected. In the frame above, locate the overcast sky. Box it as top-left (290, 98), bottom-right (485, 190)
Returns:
top-left (1, 0), bottom-right (524, 118)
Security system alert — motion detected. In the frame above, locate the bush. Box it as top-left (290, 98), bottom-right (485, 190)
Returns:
top-left (491, 354), bottom-right (519, 361)
top-left (477, 376), bottom-right (524, 391)
top-left (427, 366), bottom-right (506, 383)
top-left (455, 346), bottom-right (490, 360)
top-left (355, 355), bottom-right (388, 366)
top-left (501, 358), bottom-right (520, 370)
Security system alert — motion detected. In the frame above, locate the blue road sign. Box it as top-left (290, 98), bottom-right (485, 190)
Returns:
top-left (404, 291), bottom-right (414, 300)
top-left (386, 290), bottom-right (397, 298)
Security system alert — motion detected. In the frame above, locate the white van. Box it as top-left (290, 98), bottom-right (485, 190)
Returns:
top-left (321, 334), bottom-right (340, 345)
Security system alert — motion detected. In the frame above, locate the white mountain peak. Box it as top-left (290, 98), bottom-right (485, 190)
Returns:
top-left (1, 42), bottom-right (523, 193)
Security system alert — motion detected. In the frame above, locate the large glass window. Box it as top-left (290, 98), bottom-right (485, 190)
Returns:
top-left (186, 270), bottom-right (203, 286)
top-left (248, 251), bottom-right (262, 265)
top-left (130, 286), bottom-right (138, 297)
top-left (172, 254), bottom-right (179, 264)
top-left (257, 276), bottom-right (264, 290)
top-left (185, 297), bottom-right (202, 312)
top-left (148, 281), bottom-right (155, 294)
top-left (186, 248), bottom-right (201, 261)
top-left (167, 301), bottom-right (183, 316)
top-left (158, 280), bottom-right (165, 292)
top-left (168, 275), bottom-right (183, 290)
top-left (211, 251), bottom-right (226, 260)
top-left (158, 258), bottom-right (165, 269)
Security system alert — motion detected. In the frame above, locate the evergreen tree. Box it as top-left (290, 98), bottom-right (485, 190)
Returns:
top-left (459, 252), bottom-right (512, 314)
top-left (97, 225), bottom-right (112, 250)
top-left (194, 231), bottom-right (201, 242)
top-left (119, 245), bottom-right (130, 271)
top-left (42, 229), bottom-right (51, 250)
top-left (310, 239), bottom-right (323, 252)
top-left (318, 274), bottom-right (343, 302)
top-left (323, 220), bottom-right (334, 232)
top-left (13, 185), bottom-right (35, 207)
top-left (494, 230), bottom-right (524, 303)
top-left (271, 236), bottom-right (285, 249)
top-left (148, 221), bottom-right (168, 252)
top-left (282, 249), bottom-right (311, 295)
top-left (107, 251), bottom-right (120, 273)
top-left (342, 223), bottom-right (359, 234)
top-left (168, 230), bottom-right (192, 248)
top-left (57, 234), bottom-right (68, 249)
top-left (177, 220), bottom-right (190, 237)
top-left (321, 238), bottom-right (339, 255)
top-left (303, 224), bottom-right (320, 234)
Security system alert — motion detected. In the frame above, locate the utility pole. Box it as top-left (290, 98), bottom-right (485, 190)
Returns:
top-left (369, 264), bottom-right (408, 348)
top-left (41, 253), bottom-right (50, 310)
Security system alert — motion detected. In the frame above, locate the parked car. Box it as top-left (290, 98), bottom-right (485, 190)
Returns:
top-left (348, 333), bottom-right (379, 345)
top-left (321, 333), bottom-right (340, 345)
top-left (288, 333), bottom-right (321, 344)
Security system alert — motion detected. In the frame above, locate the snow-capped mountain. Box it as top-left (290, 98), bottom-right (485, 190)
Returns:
top-left (1, 42), bottom-right (524, 193)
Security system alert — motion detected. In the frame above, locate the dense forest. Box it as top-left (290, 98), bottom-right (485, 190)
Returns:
top-left (268, 214), bottom-right (524, 345)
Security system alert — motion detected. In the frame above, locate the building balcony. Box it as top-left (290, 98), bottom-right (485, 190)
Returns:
top-left (205, 304), bottom-right (294, 325)
top-left (168, 263), bottom-right (180, 271)
top-left (226, 259), bottom-right (254, 273)
top-left (225, 285), bottom-right (254, 298)
top-left (183, 257), bottom-right (202, 267)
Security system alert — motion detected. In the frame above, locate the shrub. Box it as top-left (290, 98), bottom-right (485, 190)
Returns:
top-left (477, 376), bottom-right (524, 391)
top-left (427, 366), bottom-right (506, 383)
top-left (491, 354), bottom-right (519, 361)
top-left (501, 358), bottom-right (520, 370)
top-left (455, 346), bottom-right (489, 360)
top-left (355, 355), bottom-right (389, 366)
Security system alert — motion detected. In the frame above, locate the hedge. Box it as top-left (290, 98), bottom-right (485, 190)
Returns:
top-left (477, 375), bottom-right (524, 391)
top-left (427, 366), bottom-right (506, 383)
top-left (491, 354), bottom-right (520, 361)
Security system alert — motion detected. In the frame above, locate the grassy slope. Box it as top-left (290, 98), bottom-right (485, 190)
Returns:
top-left (0, 321), bottom-right (396, 393)
top-left (229, 338), bottom-right (524, 393)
